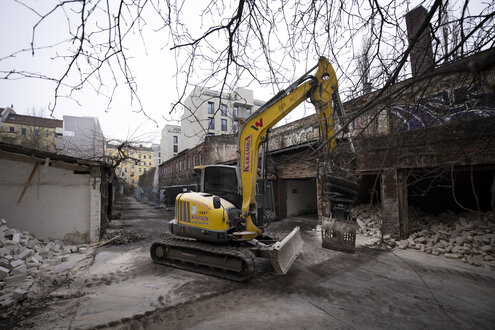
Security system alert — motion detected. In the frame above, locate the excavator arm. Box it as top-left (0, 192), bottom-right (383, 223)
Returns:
top-left (236, 57), bottom-right (342, 240)
top-left (151, 57), bottom-right (357, 282)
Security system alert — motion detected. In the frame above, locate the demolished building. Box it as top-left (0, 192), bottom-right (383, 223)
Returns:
top-left (0, 142), bottom-right (113, 244)
top-left (139, 47), bottom-right (495, 240)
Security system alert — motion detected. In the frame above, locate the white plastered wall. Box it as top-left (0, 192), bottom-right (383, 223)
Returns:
top-left (0, 157), bottom-right (100, 243)
top-left (286, 179), bottom-right (318, 217)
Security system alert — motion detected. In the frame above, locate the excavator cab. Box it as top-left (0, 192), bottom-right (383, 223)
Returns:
top-left (195, 165), bottom-right (242, 209)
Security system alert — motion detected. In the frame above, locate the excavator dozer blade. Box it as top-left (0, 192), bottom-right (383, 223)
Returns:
top-left (322, 217), bottom-right (357, 253)
top-left (267, 227), bottom-right (304, 274)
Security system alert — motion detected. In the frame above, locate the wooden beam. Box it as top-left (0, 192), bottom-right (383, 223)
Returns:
top-left (16, 162), bottom-right (39, 205)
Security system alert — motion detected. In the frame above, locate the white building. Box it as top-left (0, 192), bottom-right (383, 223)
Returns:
top-left (152, 143), bottom-right (161, 165)
top-left (160, 87), bottom-right (264, 162)
top-left (160, 124), bottom-right (182, 162)
top-left (57, 116), bottom-right (105, 160)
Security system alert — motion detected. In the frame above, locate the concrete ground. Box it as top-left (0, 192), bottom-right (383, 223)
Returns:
top-left (6, 196), bottom-right (495, 329)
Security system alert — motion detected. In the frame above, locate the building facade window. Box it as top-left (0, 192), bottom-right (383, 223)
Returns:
top-left (233, 106), bottom-right (238, 117)
top-left (221, 119), bottom-right (227, 131)
top-left (173, 145), bottom-right (178, 152)
top-left (33, 129), bottom-right (39, 136)
top-left (21, 128), bottom-right (26, 136)
top-left (246, 108), bottom-right (251, 117)
top-left (208, 117), bottom-right (215, 130)
top-left (233, 120), bottom-right (239, 133)
top-left (8, 127), bottom-right (15, 133)
top-left (173, 135), bottom-right (178, 144)
top-left (208, 102), bottom-right (214, 114)
top-left (220, 104), bottom-right (227, 116)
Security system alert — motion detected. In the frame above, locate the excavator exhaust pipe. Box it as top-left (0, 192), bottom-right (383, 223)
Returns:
top-left (256, 227), bottom-right (304, 274)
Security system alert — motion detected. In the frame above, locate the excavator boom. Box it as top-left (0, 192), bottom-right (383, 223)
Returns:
top-left (151, 57), bottom-right (357, 281)
top-left (237, 57), bottom-right (339, 240)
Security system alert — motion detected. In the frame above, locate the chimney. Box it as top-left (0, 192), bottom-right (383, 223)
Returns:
top-left (405, 6), bottom-right (435, 78)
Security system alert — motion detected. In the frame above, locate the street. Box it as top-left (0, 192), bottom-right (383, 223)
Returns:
top-left (5, 196), bottom-right (495, 329)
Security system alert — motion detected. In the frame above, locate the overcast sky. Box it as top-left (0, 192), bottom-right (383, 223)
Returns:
top-left (0, 1), bottom-right (488, 144)
top-left (0, 1), bottom-right (262, 144)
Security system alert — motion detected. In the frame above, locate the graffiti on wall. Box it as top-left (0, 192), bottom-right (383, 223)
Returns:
top-left (351, 114), bottom-right (378, 136)
top-left (391, 86), bottom-right (495, 132)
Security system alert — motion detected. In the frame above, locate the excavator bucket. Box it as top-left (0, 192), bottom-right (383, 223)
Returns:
top-left (322, 216), bottom-right (356, 253)
top-left (266, 227), bottom-right (304, 274)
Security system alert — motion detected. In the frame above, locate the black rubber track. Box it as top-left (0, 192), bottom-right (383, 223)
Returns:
top-left (150, 235), bottom-right (256, 282)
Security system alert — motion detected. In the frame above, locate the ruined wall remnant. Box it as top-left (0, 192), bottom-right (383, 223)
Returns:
top-left (405, 5), bottom-right (435, 78)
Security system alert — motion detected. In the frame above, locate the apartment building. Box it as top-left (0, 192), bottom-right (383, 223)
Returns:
top-left (0, 107), bottom-right (63, 152)
top-left (160, 87), bottom-right (264, 162)
top-left (107, 144), bottom-right (155, 186)
top-left (160, 124), bottom-right (181, 162)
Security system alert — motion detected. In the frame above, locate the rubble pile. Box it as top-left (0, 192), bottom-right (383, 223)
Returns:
top-left (353, 204), bottom-right (383, 236)
top-left (0, 218), bottom-right (89, 307)
top-left (352, 204), bottom-right (396, 248)
top-left (352, 204), bottom-right (495, 270)
top-left (101, 227), bottom-right (145, 245)
top-left (399, 209), bottom-right (495, 270)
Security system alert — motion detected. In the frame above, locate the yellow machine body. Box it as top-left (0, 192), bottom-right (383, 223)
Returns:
top-left (175, 192), bottom-right (233, 232)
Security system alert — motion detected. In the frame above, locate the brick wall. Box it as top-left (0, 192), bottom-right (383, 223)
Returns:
top-left (356, 117), bottom-right (495, 172)
top-left (156, 134), bottom-right (237, 188)
top-left (380, 169), bottom-right (401, 238)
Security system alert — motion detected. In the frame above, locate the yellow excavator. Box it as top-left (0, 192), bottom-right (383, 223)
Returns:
top-left (151, 57), bottom-right (358, 281)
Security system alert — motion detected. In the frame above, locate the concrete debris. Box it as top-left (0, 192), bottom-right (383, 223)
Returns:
top-left (353, 204), bottom-right (495, 270)
top-left (101, 227), bottom-right (145, 245)
top-left (0, 294), bottom-right (15, 308)
top-left (0, 217), bottom-right (93, 310)
top-left (0, 266), bottom-right (9, 280)
top-left (5, 273), bottom-right (26, 285)
top-left (13, 289), bottom-right (28, 302)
